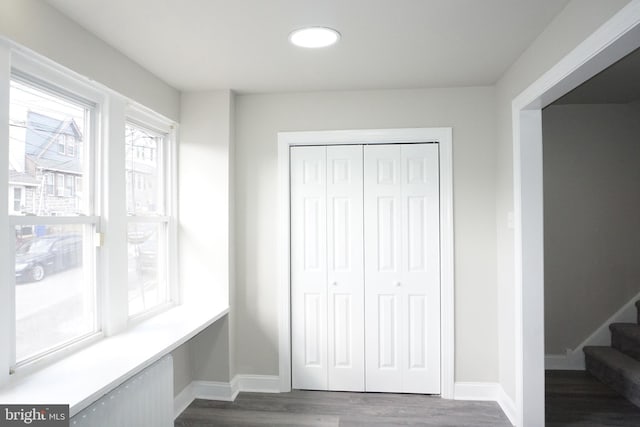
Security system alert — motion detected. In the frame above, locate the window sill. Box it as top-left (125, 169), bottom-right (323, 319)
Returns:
top-left (0, 301), bottom-right (229, 417)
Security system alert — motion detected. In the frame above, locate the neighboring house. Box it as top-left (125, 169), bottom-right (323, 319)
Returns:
top-left (8, 170), bottom-right (39, 215)
top-left (125, 127), bottom-right (159, 214)
top-left (21, 111), bottom-right (83, 216)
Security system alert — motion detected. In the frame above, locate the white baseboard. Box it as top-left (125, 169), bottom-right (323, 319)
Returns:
top-left (235, 374), bottom-right (281, 393)
top-left (497, 387), bottom-right (517, 426)
top-left (454, 382), bottom-right (515, 426)
top-left (192, 379), bottom-right (239, 402)
top-left (545, 352), bottom-right (585, 370)
top-left (174, 383), bottom-right (195, 420)
top-left (454, 382), bottom-right (500, 401)
top-left (545, 289), bottom-right (640, 370)
top-left (174, 374), bottom-right (281, 419)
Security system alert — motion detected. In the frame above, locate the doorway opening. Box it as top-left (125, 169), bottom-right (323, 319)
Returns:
top-left (513, 5), bottom-right (640, 426)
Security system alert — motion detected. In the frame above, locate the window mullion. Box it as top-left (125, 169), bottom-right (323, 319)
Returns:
top-left (101, 96), bottom-right (128, 336)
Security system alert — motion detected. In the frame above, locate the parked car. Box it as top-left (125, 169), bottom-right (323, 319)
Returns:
top-left (128, 229), bottom-right (158, 275)
top-left (15, 234), bottom-right (82, 282)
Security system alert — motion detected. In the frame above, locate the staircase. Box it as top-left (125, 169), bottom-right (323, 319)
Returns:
top-left (584, 301), bottom-right (640, 407)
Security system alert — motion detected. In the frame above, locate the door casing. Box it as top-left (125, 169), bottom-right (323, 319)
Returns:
top-left (512, 2), bottom-right (640, 425)
top-left (277, 128), bottom-right (454, 398)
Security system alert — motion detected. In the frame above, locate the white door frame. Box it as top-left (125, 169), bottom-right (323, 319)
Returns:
top-left (277, 128), bottom-right (455, 398)
top-left (512, 2), bottom-right (640, 426)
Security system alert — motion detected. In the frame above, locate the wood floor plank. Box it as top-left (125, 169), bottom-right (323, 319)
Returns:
top-left (176, 407), bottom-right (339, 427)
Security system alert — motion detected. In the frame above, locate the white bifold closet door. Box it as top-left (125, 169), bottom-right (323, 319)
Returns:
top-left (291, 145), bottom-right (365, 391)
top-left (291, 143), bottom-right (439, 394)
top-left (363, 144), bottom-right (440, 394)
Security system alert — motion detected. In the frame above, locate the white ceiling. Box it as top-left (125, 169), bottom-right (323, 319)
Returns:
top-left (45, 0), bottom-right (570, 93)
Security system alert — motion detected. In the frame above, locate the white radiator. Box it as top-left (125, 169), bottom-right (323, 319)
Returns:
top-left (71, 355), bottom-right (174, 427)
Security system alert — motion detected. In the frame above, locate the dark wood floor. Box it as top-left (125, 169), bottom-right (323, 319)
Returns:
top-left (175, 390), bottom-right (511, 426)
top-left (175, 371), bottom-right (640, 426)
top-left (546, 370), bottom-right (640, 426)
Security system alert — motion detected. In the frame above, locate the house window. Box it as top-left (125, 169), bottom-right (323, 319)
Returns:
top-left (57, 136), bottom-right (65, 154)
top-left (46, 173), bottom-right (55, 196)
top-left (65, 174), bottom-right (75, 197)
top-left (13, 187), bottom-right (22, 212)
top-left (75, 176), bottom-right (83, 195)
top-left (66, 135), bottom-right (75, 157)
top-left (56, 173), bottom-right (64, 196)
top-left (8, 75), bottom-right (98, 367)
top-left (125, 120), bottom-right (170, 318)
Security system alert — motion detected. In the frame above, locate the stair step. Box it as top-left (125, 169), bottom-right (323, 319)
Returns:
top-left (610, 323), bottom-right (640, 362)
top-left (584, 346), bottom-right (640, 408)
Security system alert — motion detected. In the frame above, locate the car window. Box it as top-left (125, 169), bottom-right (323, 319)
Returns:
top-left (17, 239), bottom-right (54, 255)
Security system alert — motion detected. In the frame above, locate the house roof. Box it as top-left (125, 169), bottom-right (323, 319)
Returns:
top-left (30, 156), bottom-right (83, 175)
top-left (9, 170), bottom-right (40, 187)
top-left (25, 111), bottom-right (83, 174)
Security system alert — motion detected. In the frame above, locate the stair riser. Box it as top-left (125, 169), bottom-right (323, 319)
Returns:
top-left (612, 332), bottom-right (640, 362)
top-left (586, 355), bottom-right (640, 408)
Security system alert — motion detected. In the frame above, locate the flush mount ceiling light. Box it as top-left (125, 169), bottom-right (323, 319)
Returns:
top-left (289, 27), bottom-right (340, 48)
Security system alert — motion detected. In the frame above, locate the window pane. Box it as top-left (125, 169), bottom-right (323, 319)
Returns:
top-left (9, 79), bottom-right (90, 216)
top-left (127, 222), bottom-right (168, 316)
top-left (125, 124), bottom-right (163, 215)
top-left (15, 223), bottom-right (97, 363)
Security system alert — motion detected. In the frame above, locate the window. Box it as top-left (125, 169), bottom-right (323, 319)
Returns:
top-left (57, 136), bottom-right (65, 154)
top-left (125, 120), bottom-right (171, 318)
top-left (75, 176), bottom-right (83, 196)
top-left (13, 187), bottom-right (22, 212)
top-left (8, 75), bottom-right (98, 367)
top-left (46, 173), bottom-right (54, 196)
top-left (2, 50), bottom-right (177, 376)
top-left (65, 174), bottom-right (75, 197)
top-left (56, 173), bottom-right (64, 196)
top-left (66, 135), bottom-right (75, 157)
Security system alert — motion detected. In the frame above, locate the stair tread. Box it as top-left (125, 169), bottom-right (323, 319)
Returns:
top-left (584, 346), bottom-right (640, 381)
top-left (610, 323), bottom-right (640, 336)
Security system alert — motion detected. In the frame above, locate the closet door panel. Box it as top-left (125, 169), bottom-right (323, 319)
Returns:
top-left (364, 144), bottom-right (403, 392)
top-left (291, 146), bottom-right (328, 390)
top-left (364, 143), bottom-right (440, 394)
top-left (401, 144), bottom-right (440, 394)
top-left (327, 145), bottom-right (365, 391)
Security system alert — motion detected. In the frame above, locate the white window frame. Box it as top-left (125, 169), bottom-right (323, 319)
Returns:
top-left (6, 58), bottom-right (102, 373)
top-left (124, 108), bottom-right (178, 321)
top-left (0, 43), bottom-right (179, 384)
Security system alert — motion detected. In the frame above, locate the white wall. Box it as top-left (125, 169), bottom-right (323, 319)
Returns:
top-left (0, 0), bottom-right (179, 121)
top-left (234, 87), bottom-right (499, 383)
top-left (494, 0), bottom-right (632, 401)
top-left (177, 90), bottom-right (235, 386)
top-left (179, 90), bottom-right (234, 305)
top-left (543, 103), bottom-right (640, 354)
